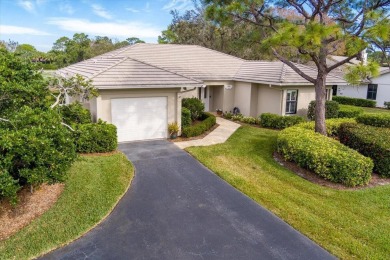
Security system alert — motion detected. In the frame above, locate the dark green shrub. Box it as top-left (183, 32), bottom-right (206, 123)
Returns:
top-left (260, 113), bottom-right (305, 129)
top-left (338, 105), bottom-right (364, 118)
top-left (356, 114), bottom-right (390, 128)
top-left (182, 98), bottom-right (205, 121)
top-left (297, 118), bottom-right (356, 136)
top-left (277, 127), bottom-right (373, 186)
top-left (182, 112), bottom-right (216, 137)
top-left (0, 170), bottom-right (20, 204)
top-left (74, 120), bottom-right (117, 153)
top-left (333, 96), bottom-right (376, 107)
top-left (0, 107), bottom-right (77, 202)
top-left (307, 100), bottom-right (339, 120)
top-left (384, 102), bottom-right (390, 109)
top-left (339, 123), bottom-right (390, 177)
top-left (181, 107), bottom-right (192, 128)
top-left (59, 101), bottom-right (92, 125)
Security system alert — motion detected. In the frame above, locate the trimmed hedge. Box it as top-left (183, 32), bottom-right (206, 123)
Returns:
top-left (182, 98), bottom-right (205, 121)
top-left (181, 107), bottom-right (192, 128)
top-left (182, 112), bottom-right (216, 137)
top-left (74, 121), bottom-right (118, 153)
top-left (333, 96), bottom-right (376, 107)
top-left (260, 113), bottom-right (305, 129)
top-left (240, 116), bottom-right (258, 124)
top-left (296, 118), bottom-right (356, 137)
top-left (277, 127), bottom-right (373, 186)
top-left (339, 123), bottom-right (390, 177)
top-left (338, 105), bottom-right (364, 118)
top-left (356, 113), bottom-right (390, 128)
top-left (307, 100), bottom-right (339, 120)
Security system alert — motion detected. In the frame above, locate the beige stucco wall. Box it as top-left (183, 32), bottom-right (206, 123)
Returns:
top-left (257, 84), bottom-right (283, 115)
top-left (95, 88), bottom-right (181, 133)
top-left (179, 87), bottom-right (198, 99)
top-left (234, 81), bottom-right (252, 116)
top-left (210, 86), bottom-right (224, 112)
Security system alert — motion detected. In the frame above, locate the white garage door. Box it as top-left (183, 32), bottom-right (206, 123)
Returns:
top-left (111, 97), bottom-right (168, 142)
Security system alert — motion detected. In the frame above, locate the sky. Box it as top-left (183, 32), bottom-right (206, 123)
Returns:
top-left (0, 0), bottom-right (195, 52)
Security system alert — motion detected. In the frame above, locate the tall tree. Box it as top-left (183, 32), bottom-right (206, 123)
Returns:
top-left (205, 0), bottom-right (389, 135)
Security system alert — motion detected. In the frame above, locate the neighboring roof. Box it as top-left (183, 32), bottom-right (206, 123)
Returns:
top-left (379, 66), bottom-right (390, 76)
top-left (234, 61), bottom-right (346, 85)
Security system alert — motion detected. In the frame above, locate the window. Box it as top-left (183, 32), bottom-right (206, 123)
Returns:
top-left (332, 85), bottom-right (337, 96)
top-left (204, 86), bottom-right (207, 99)
top-left (367, 84), bottom-right (378, 100)
top-left (285, 90), bottom-right (298, 114)
top-left (326, 89), bottom-right (332, 100)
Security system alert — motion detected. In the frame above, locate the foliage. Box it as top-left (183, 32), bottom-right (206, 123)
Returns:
top-left (332, 96), bottom-right (376, 107)
top-left (187, 126), bottom-right (390, 259)
top-left (260, 113), bottom-right (305, 129)
top-left (0, 153), bottom-right (133, 259)
top-left (74, 121), bottom-right (117, 153)
top-left (297, 118), bottom-right (356, 137)
top-left (223, 111), bottom-right (233, 119)
top-left (0, 170), bottom-right (20, 204)
top-left (231, 114), bottom-right (243, 121)
top-left (344, 62), bottom-right (380, 85)
top-left (339, 123), bottom-right (390, 177)
top-left (277, 127), bottom-right (373, 186)
top-left (59, 101), bottom-right (92, 125)
top-left (0, 107), bottom-right (77, 202)
top-left (307, 100), bottom-right (339, 120)
top-left (384, 101), bottom-right (390, 109)
top-left (338, 105), bottom-right (364, 118)
top-left (240, 116), bottom-right (258, 124)
top-left (168, 122), bottom-right (180, 135)
top-left (182, 112), bottom-right (216, 137)
top-left (182, 97), bottom-right (205, 121)
top-left (356, 113), bottom-right (390, 127)
top-left (181, 107), bottom-right (192, 128)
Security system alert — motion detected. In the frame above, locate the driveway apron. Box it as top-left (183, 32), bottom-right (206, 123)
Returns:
top-left (41, 140), bottom-right (335, 260)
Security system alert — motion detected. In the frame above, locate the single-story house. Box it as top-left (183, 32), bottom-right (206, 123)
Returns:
top-left (57, 43), bottom-right (345, 142)
top-left (329, 55), bottom-right (390, 107)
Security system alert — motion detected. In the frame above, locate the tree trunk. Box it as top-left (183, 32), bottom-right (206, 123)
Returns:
top-left (314, 74), bottom-right (327, 135)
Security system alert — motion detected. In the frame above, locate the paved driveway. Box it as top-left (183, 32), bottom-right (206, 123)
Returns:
top-left (42, 140), bottom-right (334, 260)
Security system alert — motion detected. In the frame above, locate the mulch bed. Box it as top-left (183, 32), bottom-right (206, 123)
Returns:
top-left (0, 183), bottom-right (64, 241)
top-left (169, 123), bottom-right (220, 142)
top-left (274, 152), bottom-right (390, 190)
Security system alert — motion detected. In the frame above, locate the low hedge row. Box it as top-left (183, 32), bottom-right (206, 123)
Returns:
top-left (296, 118), bottom-right (356, 136)
top-left (74, 121), bottom-right (118, 153)
top-left (277, 127), bottom-right (373, 186)
top-left (307, 100), bottom-right (339, 120)
top-left (182, 112), bottom-right (216, 138)
top-left (338, 105), bottom-right (364, 118)
top-left (333, 96), bottom-right (376, 107)
top-left (339, 123), bottom-right (390, 177)
top-left (260, 113), bottom-right (305, 129)
top-left (356, 113), bottom-right (390, 128)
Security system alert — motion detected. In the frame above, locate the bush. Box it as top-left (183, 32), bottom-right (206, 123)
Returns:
top-left (339, 123), bottom-right (390, 177)
top-left (384, 102), bottom-right (390, 110)
top-left (240, 116), bottom-right (258, 124)
top-left (356, 113), bottom-right (390, 128)
top-left (338, 105), bottom-right (364, 118)
top-left (74, 121), bottom-right (118, 153)
top-left (296, 118), bottom-right (356, 137)
top-left (231, 114), bottom-right (243, 121)
top-left (182, 98), bottom-right (204, 121)
top-left (277, 127), bottom-right (373, 186)
top-left (181, 107), bottom-right (192, 128)
top-left (333, 96), bottom-right (376, 107)
top-left (223, 111), bottom-right (233, 119)
top-left (307, 100), bottom-right (339, 120)
top-left (182, 112), bottom-right (216, 137)
top-left (0, 170), bottom-right (20, 204)
top-left (0, 107), bottom-right (77, 202)
top-left (59, 101), bottom-right (92, 125)
top-left (260, 113), bottom-right (305, 129)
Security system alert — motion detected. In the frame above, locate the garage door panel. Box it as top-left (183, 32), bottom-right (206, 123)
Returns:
top-left (111, 97), bottom-right (168, 142)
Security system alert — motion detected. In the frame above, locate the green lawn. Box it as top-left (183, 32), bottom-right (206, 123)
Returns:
top-left (187, 126), bottom-right (390, 260)
top-left (362, 106), bottom-right (390, 114)
top-left (0, 152), bottom-right (133, 260)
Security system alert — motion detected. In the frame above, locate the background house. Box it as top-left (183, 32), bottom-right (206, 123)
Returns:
top-left (58, 43), bottom-right (345, 142)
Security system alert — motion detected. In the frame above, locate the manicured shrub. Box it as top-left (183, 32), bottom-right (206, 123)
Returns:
top-left (0, 170), bottom-right (20, 204)
top-left (384, 101), bottom-right (390, 110)
top-left (333, 96), bottom-right (376, 107)
top-left (223, 111), bottom-right (233, 119)
top-left (307, 100), bottom-right (339, 120)
top-left (74, 120), bottom-right (118, 153)
top-left (356, 113), bottom-right (390, 128)
top-left (181, 107), bottom-right (192, 128)
top-left (260, 113), bottom-right (305, 129)
top-left (59, 101), bottom-right (92, 125)
top-left (182, 98), bottom-right (205, 121)
top-left (240, 116), bottom-right (258, 124)
top-left (182, 112), bottom-right (216, 137)
top-left (339, 123), bottom-right (390, 177)
top-left (297, 118), bottom-right (356, 137)
top-left (0, 107), bottom-right (77, 202)
top-left (277, 127), bottom-right (373, 186)
top-left (338, 105), bottom-right (364, 118)
top-left (231, 114), bottom-right (244, 121)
